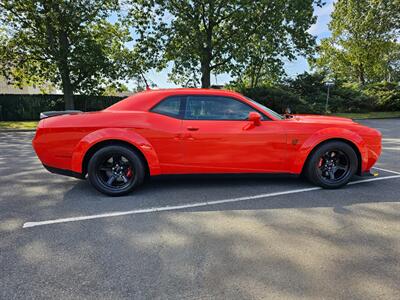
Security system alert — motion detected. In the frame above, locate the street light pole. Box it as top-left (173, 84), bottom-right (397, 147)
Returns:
top-left (324, 81), bottom-right (334, 114)
top-left (325, 85), bottom-right (330, 114)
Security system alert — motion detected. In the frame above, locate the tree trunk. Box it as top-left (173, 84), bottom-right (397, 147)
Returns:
top-left (249, 60), bottom-right (256, 88)
top-left (42, 2), bottom-right (74, 110)
top-left (358, 63), bottom-right (365, 85)
top-left (61, 72), bottom-right (74, 110)
top-left (201, 61), bottom-right (211, 88)
top-left (358, 71), bottom-right (365, 85)
top-left (200, 23), bottom-right (213, 88)
top-left (254, 56), bottom-right (265, 88)
top-left (58, 29), bottom-right (74, 110)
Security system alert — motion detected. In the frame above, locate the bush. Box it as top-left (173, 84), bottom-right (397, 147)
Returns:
top-left (328, 85), bottom-right (375, 113)
top-left (364, 82), bottom-right (400, 111)
top-left (237, 86), bottom-right (311, 114)
top-left (288, 73), bottom-right (375, 113)
top-left (235, 73), bottom-right (398, 114)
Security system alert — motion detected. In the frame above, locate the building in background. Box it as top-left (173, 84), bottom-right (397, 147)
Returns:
top-left (0, 76), bottom-right (59, 95)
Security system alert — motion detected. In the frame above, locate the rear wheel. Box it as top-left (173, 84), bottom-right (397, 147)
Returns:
top-left (87, 145), bottom-right (145, 196)
top-left (305, 141), bottom-right (358, 189)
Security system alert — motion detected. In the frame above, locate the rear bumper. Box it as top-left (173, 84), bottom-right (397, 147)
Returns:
top-left (43, 164), bottom-right (84, 179)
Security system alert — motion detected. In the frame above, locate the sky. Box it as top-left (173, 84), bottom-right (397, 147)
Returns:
top-left (127, 0), bottom-right (335, 89)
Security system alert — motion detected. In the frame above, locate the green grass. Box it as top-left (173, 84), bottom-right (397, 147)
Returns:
top-left (331, 111), bottom-right (400, 119)
top-left (0, 121), bottom-right (39, 130)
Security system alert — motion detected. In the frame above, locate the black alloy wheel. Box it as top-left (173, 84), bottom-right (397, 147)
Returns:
top-left (305, 141), bottom-right (358, 189)
top-left (317, 149), bottom-right (350, 183)
top-left (88, 145), bottom-right (145, 196)
top-left (97, 154), bottom-right (134, 189)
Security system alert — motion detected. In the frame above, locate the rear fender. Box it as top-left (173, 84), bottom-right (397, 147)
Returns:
top-left (70, 128), bottom-right (161, 175)
top-left (290, 128), bottom-right (368, 174)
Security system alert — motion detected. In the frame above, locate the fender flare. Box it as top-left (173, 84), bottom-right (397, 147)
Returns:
top-left (70, 128), bottom-right (161, 175)
top-left (290, 127), bottom-right (368, 174)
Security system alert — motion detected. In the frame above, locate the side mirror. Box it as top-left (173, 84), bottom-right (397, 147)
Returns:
top-left (284, 106), bottom-right (293, 119)
top-left (248, 111), bottom-right (262, 126)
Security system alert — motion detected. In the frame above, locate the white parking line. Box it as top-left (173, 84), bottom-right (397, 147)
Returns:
top-left (23, 174), bottom-right (400, 229)
top-left (372, 166), bottom-right (400, 175)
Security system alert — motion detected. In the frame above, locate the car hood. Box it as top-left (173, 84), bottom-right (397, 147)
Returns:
top-left (288, 114), bottom-right (356, 124)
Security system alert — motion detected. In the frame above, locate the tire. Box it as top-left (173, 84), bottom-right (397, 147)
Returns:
top-left (87, 145), bottom-right (145, 196)
top-left (304, 141), bottom-right (358, 189)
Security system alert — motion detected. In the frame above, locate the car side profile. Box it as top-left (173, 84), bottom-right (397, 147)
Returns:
top-left (32, 88), bottom-right (382, 196)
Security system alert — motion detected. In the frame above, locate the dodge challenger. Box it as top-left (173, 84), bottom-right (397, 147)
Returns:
top-left (32, 88), bottom-right (382, 196)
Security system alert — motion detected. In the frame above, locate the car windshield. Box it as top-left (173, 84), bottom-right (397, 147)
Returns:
top-left (245, 97), bottom-right (284, 120)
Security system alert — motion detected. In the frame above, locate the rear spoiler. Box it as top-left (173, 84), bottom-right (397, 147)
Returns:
top-left (40, 110), bottom-right (82, 119)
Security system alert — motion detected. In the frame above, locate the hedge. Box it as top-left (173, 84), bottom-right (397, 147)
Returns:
top-left (236, 77), bottom-right (400, 114)
top-left (1, 80), bottom-right (399, 120)
top-left (0, 94), bottom-right (126, 121)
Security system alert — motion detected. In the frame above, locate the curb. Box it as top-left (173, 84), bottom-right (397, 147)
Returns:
top-left (352, 117), bottom-right (400, 120)
top-left (0, 129), bottom-right (36, 132)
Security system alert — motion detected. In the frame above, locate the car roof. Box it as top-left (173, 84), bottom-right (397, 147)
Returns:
top-left (139, 88), bottom-right (242, 97)
top-left (106, 88), bottom-right (245, 112)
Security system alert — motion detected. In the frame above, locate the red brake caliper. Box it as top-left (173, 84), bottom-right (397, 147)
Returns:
top-left (126, 167), bottom-right (133, 178)
top-left (318, 158), bottom-right (323, 168)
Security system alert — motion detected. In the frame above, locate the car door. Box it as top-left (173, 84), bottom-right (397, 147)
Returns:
top-left (146, 96), bottom-right (186, 173)
top-left (182, 95), bottom-right (288, 173)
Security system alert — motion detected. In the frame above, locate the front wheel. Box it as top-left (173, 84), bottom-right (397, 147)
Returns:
top-left (305, 141), bottom-right (358, 189)
top-left (87, 145), bottom-right (145, 196)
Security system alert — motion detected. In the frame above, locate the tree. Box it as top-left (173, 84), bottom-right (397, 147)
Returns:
top-left (0, 0), bottom-right (132, 109)
top-left (313, 0), bottom-right (400, 85)
top-left (126, 0), bottom-right (322, 88)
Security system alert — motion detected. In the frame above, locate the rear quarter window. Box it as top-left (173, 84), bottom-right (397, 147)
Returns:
top-left (151, 96), bottom-right (184, 118)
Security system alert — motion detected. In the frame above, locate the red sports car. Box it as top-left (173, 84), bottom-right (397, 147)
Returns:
top-left (33, 88), bottom-right (382, 196)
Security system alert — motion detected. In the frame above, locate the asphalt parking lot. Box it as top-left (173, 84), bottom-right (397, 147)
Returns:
top-left (1, 118), bottom-right (400, 299)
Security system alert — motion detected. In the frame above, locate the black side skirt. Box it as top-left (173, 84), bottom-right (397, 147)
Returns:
top-left (43, 164), bottom-right (84, 179)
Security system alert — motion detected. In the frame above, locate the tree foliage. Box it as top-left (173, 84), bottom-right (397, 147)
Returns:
top-left (126, 0), bottom-right (322, 88)
top-left (0, 0), bottom-right (132, 109)
top-left (313, 0), bottom-right (400, 85)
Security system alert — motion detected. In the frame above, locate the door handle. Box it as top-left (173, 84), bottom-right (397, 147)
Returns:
top-left (173, 133), bottom-right (183, 140)
top-left (187, 126), bottom-right (199, 131)
top-left (182, 133), bottom-right (195, 140)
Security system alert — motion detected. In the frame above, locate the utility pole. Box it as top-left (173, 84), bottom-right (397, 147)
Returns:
top-left (325, 80), bottom-right (334, 114)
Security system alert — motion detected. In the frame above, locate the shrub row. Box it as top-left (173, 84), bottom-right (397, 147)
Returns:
top-left (236, 76), bottom-right (400, 114)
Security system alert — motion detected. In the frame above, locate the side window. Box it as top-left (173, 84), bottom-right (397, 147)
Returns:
top-left (151, 97), bottom-right (183, 118)
top-left (185, 96), bottom-right (261, 120)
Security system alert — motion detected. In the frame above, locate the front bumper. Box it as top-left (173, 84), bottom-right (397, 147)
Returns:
top-left (361, 170), bottom-right (379, 177)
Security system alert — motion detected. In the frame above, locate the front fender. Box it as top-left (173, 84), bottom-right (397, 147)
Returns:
top-left (290, 128), bottom-right (368, 174)
top-left (70, 128), bottom-right (161, 175)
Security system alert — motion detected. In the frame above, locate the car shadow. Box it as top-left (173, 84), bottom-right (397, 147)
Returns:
top-left (61, 172), bottom-right (400, 215)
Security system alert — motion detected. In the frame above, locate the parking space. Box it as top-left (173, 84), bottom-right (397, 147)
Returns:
top-left (1, 119), bottom-right (400, 299)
